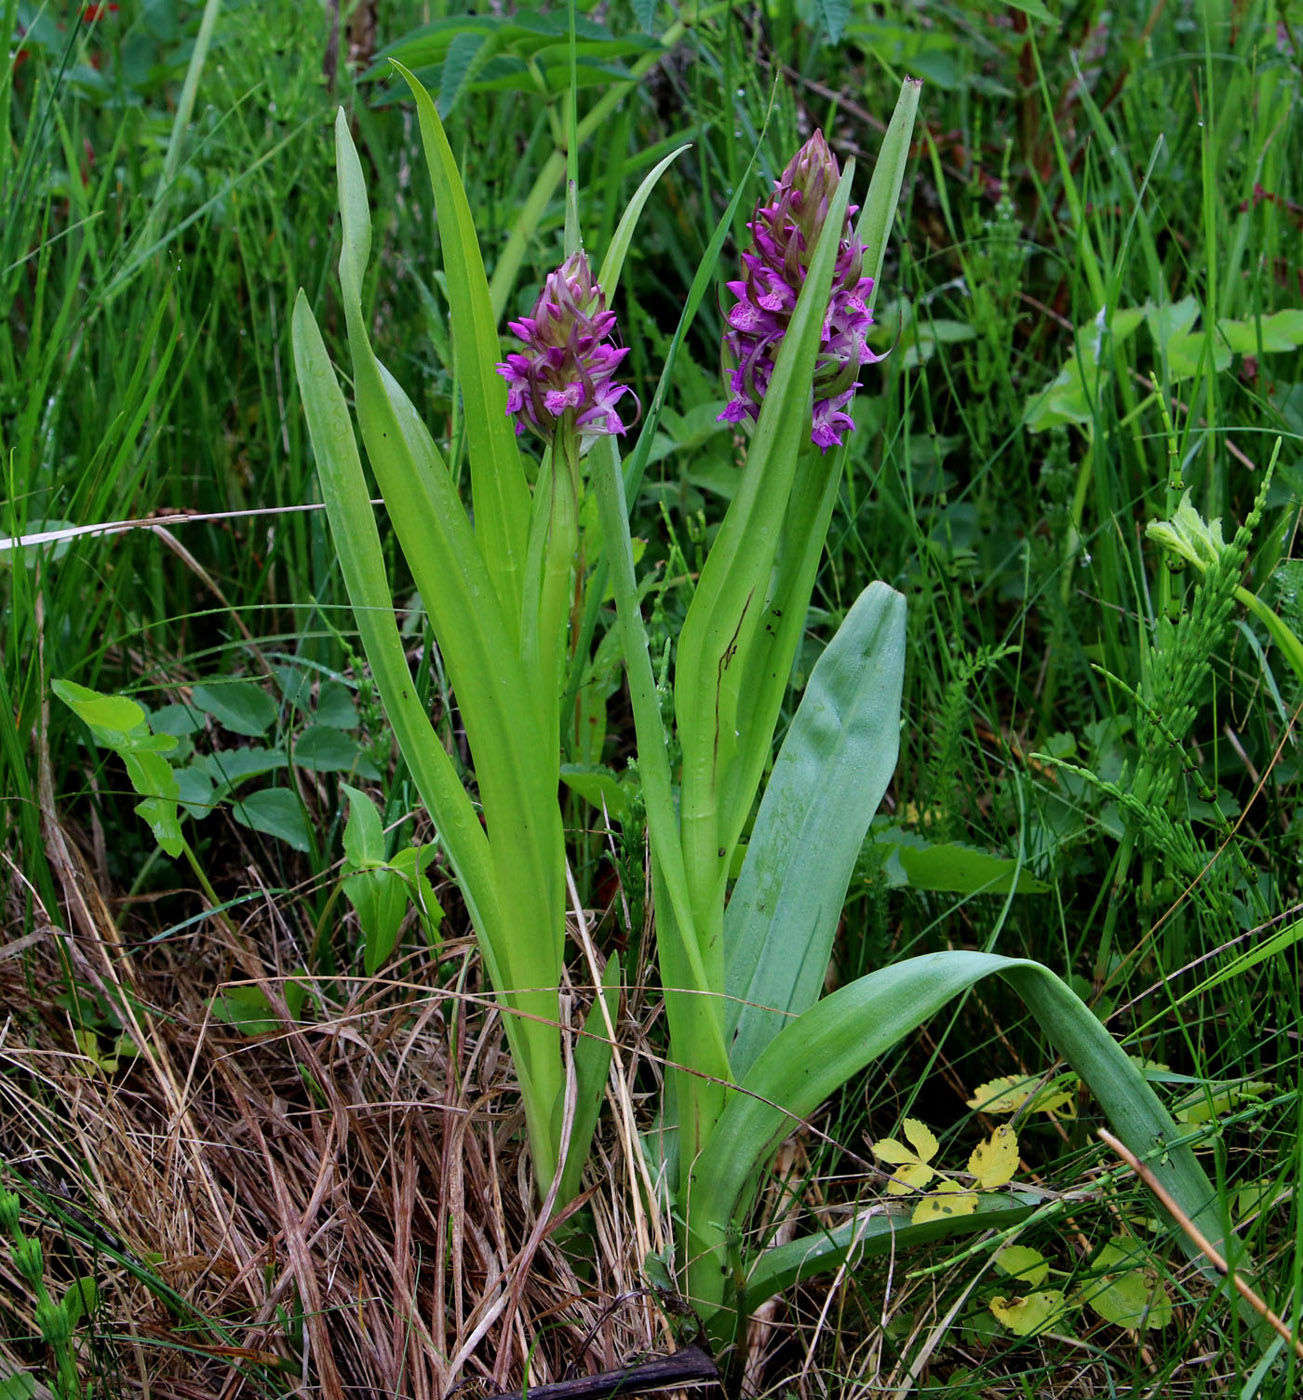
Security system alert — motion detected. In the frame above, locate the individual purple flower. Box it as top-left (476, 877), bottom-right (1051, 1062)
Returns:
top-left (496, 251), bottom-right (636, 452)
top-left (718, 130), bottom-right (883, 452)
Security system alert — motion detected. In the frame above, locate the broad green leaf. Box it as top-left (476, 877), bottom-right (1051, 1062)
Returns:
top-left (1000, 0), bottom-right (1059, 24)
top-left (687, 951), bottom-right (1244, 1324)
top-left (174, 766), bottom-right (215, 820)
top-left (746, 1190), bottom-right (1043, 1302)
top-left (52, 679), bottom-right (145, 737)
top-left (316, 681), bottom-right (359, 729)
top-left (990, 1290), bottom-right (1070, 1336)
top-left (210, 986), bottom-right (280, 1036)
top-left (190, 681), bottom-right (277, 738)
top-left (559, 765), bottom-right (630, 823)
top-left (230, 788), bottom-right (313, 854)
top-left (341, 783), bottom-right (387, 868)
top-left (202, 747), bottom-right (289, 793)
top-left (881, 837), bottom-right (1048, 894)
top-left (437, 30), bottom-right (489, 117)
top-left (816, 0), bottom-right (851, 43)
top-left (122, 749), bottom-right (179, 802)
top-left (293, 724), bottom-right (380, 778)
top-left (996, 1245), bottom-right (1049, 1288)
top-left (0, 1369), bottom-right (36, 1400)
top-left (61, 1277), bottom-right (99, 1325)
top-left (1082, 1240), bottom-right (1173, 1330)
top-left (345, 866), bottom-right (412, 976)
top-left (151, 702), bottom-right (205, 737)
top-left (134, 796), bottom-right (184, 859)
top-left (726, 583), bottom-right (906, 1077)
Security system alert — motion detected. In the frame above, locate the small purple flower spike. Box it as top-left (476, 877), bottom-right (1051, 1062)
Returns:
top-left (718, 130), bottom-right (883, 452)
top-left (496, 251), bottom-right (636, 452)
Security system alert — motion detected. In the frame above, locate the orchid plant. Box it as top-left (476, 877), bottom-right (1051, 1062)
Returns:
top-left (293, 73), bottom-right (1253, 1356)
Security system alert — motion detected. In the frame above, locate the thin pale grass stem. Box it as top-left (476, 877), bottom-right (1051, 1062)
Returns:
top-left (1097, 1128), bottom-right (1303, 1359)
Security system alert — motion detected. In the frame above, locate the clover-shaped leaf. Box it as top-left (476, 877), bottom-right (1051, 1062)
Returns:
top-left (871, 1117), bottom-right (939, 1195)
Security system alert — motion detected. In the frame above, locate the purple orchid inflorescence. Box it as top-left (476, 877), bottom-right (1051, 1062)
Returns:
top-left (719, 130), bottom-right (883, 451)
top-left (496, 251), bottom-right (635, 452)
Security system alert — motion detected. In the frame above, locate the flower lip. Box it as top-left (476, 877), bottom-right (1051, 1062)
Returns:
top-left (496, 251), bottom-right (638, 450)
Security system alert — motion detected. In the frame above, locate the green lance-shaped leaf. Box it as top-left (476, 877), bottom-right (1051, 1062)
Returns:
top-left (674, 160), bottom-right (857, 992)
top-left (330, 114), bottom-right (566, 1189)
top-left (596, 142), bottom-right (692, 298)
top-left (305, 115), bottom-right (570, 1187)
top-left (857, 77), bottom-right (922, 311)
top-left (725, 582), bottom-right (906, 1080)
top-left (290, 295), bottom-right (499, 956)
top-left (747, 1191), bottom-right (1045, 1304)
top-left (393, 66), bottom-right (532, 636)
top-left (685, 951), bottom-right (1241, 1328)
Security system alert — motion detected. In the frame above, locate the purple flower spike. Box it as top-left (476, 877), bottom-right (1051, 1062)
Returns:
top-left (496, 251), bottom-right (637, 453)
top-left (718, 130), bottom-right (884, 452)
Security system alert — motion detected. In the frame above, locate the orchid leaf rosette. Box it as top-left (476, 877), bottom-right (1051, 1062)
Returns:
top-left (719, 130), bottom-right (883, 450)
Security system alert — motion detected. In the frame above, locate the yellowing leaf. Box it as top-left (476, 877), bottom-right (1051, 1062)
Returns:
top-left (967, 1073), bottom-right (1078, 1116)
top-left (902, 1117), bottom-right (938, 1161)
top-left (990, 1290), bottom-right (1070, 1337)
top-left (872, 1117), bottom-right (940, 1195)
top-left (911, 1178), bottom-right (978, 1224)
top-left (995, 1245), bottom-right (1049, 1288)
top-left (966, 1075), bottom-right (1031, 1113)
top-left (969, 1123), bottom-right (1020, 1189)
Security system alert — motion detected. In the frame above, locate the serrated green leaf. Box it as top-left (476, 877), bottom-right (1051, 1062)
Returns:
top-left (816, 0), bottom-right (851, 42)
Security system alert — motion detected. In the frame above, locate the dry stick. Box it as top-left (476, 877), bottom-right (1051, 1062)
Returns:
top-left (484, 1344), bottom-right (721, 1400)
top-left (1096, 1128), bottom-right (1303, 1360)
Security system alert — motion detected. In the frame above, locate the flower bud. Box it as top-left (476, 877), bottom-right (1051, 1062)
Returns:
top-left (496, 251), bottom-right (637, 452)
top-left (718, 130), bottom-right (882, 451)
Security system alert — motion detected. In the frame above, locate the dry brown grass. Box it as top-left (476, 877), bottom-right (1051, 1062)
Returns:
top-left (0, 797), bottom-right (682, 1400)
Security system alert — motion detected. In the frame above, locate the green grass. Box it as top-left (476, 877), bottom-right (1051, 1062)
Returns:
top-left (2, 0), bottom-right (1301, 1396)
